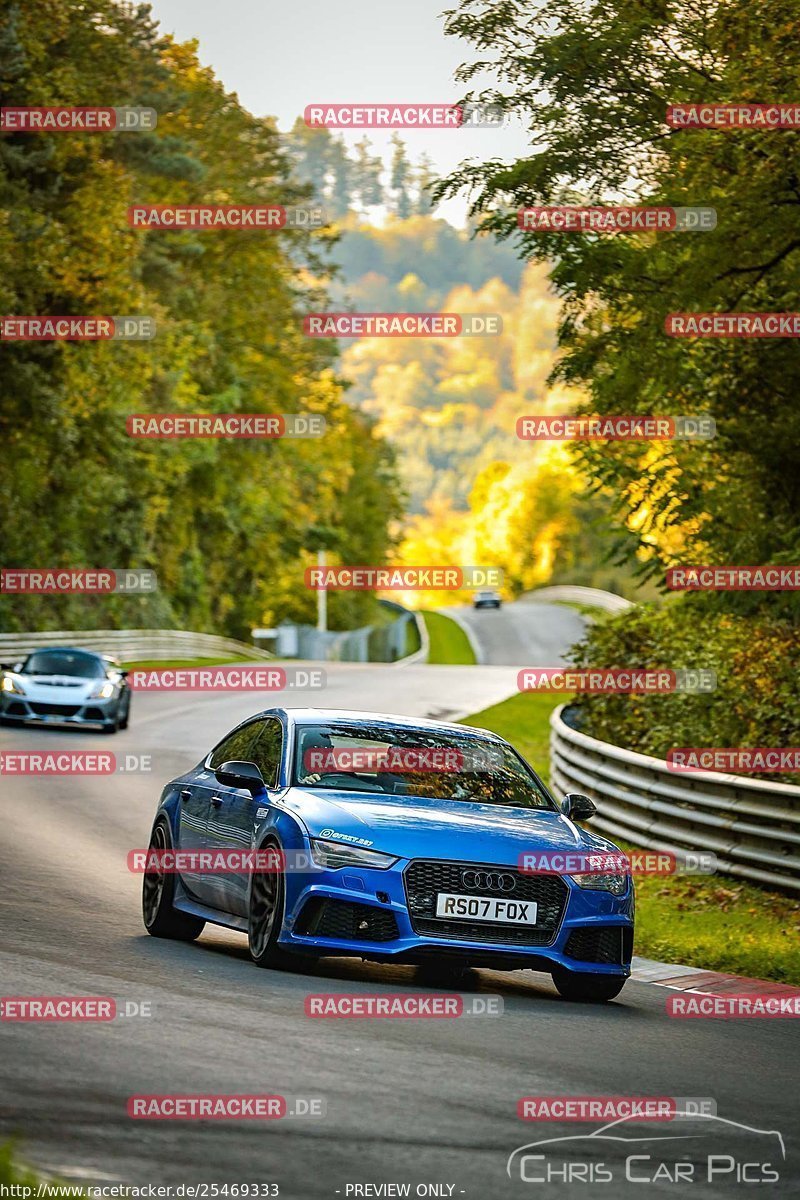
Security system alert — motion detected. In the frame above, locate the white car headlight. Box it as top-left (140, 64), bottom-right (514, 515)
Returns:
top-left (88, 681), bottom-right (116, 700)
top-left (310, 839), bottom-right (397, 870)
top-left (1, 674), bottom-right (26, 695)
top-left (570, 872), bottom-right (629, 896)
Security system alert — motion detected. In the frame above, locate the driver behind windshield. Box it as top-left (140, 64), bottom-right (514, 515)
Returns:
top-left (293, 724), bottom-right (554, 809)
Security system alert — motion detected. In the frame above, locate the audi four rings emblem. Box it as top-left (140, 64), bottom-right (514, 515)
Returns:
top-left (461, 869), bottom-right (515, 892)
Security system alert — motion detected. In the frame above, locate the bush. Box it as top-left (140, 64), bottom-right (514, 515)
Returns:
top-left (569, 601), bottom-right (800, 781)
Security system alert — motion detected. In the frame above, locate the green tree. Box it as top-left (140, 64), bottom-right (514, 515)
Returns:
top-left (389, 133), bottom-right (412, 219)
top-left (0, 0), bottom-right (401, 636)
top-left (438, 0), bottom-right (800, 617)
top-left (352, 136), bottom-right (384, 209)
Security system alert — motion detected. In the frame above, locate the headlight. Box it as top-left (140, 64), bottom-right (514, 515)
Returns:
top-left (570, 872), bottom-right (629, 896)
top-left (89, 681), bottom-right (115, 700)
top-left (310, 839), bottom-right (398, 870)
top-left (1, 674), bottom-right (25, 695)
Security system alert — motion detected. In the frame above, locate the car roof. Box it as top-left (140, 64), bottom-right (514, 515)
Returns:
top-left (267, 707), bottom-right (504, 742)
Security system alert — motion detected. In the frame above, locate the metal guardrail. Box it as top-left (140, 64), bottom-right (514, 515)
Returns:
top-left (525, 585), bottom-right (634, 613)
top-left (0, 628), bottom-right (274, 663)
top-left (550, 703), bottom-right (800, 892)
top-left (271, 602), bottom-right (421, 663)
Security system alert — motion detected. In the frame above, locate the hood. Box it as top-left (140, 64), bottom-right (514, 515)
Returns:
top-left (284, 787), bottom-right (619, 866)
top-left (10, 673), bottom-right (107, 701)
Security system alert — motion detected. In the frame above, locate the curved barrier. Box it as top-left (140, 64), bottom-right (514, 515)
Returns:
top-left (523, 585), bottom-right (634, 613)
top-left (550, 703), bottom-right (800, 892)
top-left (0, 628), bottom-right (274, 664)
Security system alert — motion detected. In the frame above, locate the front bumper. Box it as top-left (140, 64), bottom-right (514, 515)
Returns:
top-left (0, 692), bottom-right (121, 727)
top-left (279, 855), bottom-right (634, 976)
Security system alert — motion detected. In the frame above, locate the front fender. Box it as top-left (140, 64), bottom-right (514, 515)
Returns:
top-left (250, 802), bottom-right (310, 909)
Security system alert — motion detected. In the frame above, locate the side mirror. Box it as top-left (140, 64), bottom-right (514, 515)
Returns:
top-left (561, 793), bottom-right (597, 821)
top-left (215, 760), bottom-right (266, 794)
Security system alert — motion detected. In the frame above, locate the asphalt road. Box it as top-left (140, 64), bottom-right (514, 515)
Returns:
top-left (438, 599), bottom-right (586, 667)
top-left (1, 615), bottom-right (797, 1198)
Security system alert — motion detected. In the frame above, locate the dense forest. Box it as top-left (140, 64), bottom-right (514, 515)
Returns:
top-left (434, 0), bottom-right (800, 763)
top-left (0, 0), bottom-right (401, 636)
top-left (287, 126), bottom-right (642, 600)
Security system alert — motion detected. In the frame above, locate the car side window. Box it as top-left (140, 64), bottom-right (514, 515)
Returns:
top-left (249, 717), bottom-right (283, 790)
top-left (208, 721), bottom-right (264, 770)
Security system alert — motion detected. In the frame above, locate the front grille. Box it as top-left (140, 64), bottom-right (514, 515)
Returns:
top-left (295, 898), bottom-right (399, 943)
top-left (404, 859), bottom-right (568, 946)
top-left (28, 702), bottom-right (82, 717)
top-left (564, 926), bottom-right (633, 965)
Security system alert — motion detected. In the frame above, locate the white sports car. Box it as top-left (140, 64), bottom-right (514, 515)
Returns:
top-left (0, 647), bottom-right (131, 733)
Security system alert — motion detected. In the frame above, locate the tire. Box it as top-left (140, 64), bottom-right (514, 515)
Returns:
top-left (119, 694), bottom-right (130, 730)
top-left (142, 819), bottom-right (205, 941)
top-left (101, 699), bottom-right (122, 734)
top-left (248, 840), bottom-right (293, 969)
top-left (552, 968), bottom-right (627, 1003)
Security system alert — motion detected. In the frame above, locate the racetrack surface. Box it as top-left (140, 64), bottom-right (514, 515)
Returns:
top-left (1, 614), bottom-right (797, 1197)
top-left (438, 600), bottom-right (586, 667)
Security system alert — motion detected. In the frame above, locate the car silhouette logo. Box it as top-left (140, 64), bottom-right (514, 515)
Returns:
top-left (507, 1111), bottom-right (786, 1181)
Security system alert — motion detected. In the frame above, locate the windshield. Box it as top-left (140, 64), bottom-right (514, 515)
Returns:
top-left (292, 722), bottom-right (555, 810)
top-left (21, 651), bottom-right (106, 678)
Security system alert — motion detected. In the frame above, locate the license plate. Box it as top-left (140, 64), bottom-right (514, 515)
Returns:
top-left (435, 892), bottom-right (538, 924)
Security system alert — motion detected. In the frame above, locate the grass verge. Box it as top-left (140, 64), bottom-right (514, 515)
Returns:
top-left (420, 612), bottom-right (476, 665)
top-left (0, 1141), bottom-right (84, 1194)
top-left (460, 690), bottom-right (557, 781)
top-left (122, 655), bottom-right (254, 670)
top-left (460, 691), bottom-right (800, 985)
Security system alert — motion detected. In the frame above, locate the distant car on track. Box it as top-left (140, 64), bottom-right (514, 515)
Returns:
top-left (473, 589), bottom-right (502, 609)
top-left (142, 708), bottom-right (633, 1001)
top-left (0, 647), bottom-right (131, 733)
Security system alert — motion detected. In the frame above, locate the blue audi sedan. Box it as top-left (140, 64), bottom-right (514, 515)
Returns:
top-left (142, 709), bottom-right (634, 1001)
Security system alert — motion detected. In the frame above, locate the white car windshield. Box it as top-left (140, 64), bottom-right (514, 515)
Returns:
top-left (21, 651), bottom-right (106, 678)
